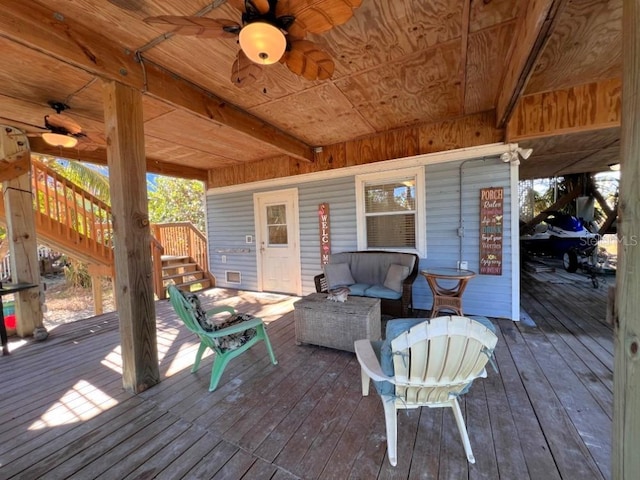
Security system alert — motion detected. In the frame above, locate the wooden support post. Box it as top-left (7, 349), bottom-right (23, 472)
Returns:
top-left (102, 80), bottom-right (159, 393)
top-left (614, 0), bottom-right (640, 476)
top-left (87, 264), bottom-right (111, 316)
top-left (0, 126), bottom-right (43, 338)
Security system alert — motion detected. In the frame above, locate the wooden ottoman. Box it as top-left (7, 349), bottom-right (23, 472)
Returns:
top-left (294, 293), bottom-right (381, 352)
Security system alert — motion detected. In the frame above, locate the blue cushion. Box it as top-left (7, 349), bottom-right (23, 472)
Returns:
top-left (364, 284), bottom-right (402, 300)
top-left (347, 283), bottom-right (370, 296)
top-left (373, 318), bottom-right (426, 396)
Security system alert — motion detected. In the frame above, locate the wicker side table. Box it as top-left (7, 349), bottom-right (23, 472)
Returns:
top-left (294, 293), bottom-right (381, 352)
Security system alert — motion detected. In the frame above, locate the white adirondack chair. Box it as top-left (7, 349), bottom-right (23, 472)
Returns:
top-left (354, 315), bottom-right (498, 466)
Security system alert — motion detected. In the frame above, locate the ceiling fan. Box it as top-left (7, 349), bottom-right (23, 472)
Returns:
top-left (144, 0), bottom-right (363, 87)
top-left (13, 101), bottom-right (90, 149)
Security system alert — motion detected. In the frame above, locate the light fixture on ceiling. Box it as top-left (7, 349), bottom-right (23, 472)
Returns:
top-left (42, 132), bottom-right (78, 148)
top-left (239, 21), bottom-right (287, 65)
top-left (609, 163), bottom-right (620, 171)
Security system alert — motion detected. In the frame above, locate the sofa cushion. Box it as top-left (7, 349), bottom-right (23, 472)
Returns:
top-left (347, 283), bottom-right (370, 296)
top-left (323, 262), bottom-right (355, 289)
top-left (374, 318), bottom-right (426, 396)
top-left (330, 251), bottom-right (417, 286)
top-left (383, 263), bottom-right (411, 293)
top-left (364, 284), bottom-right (402, 300)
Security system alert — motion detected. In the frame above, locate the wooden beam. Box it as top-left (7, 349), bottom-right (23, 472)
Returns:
top-left (103, 79), bottom-right (159, 394)
top-left (27, 137), bottom-right (209, 182)
top-left (495, 0), bottom-right (568, 128)
top-left (507, 79), bottom-right (622, 141)
top-left (519, 178), bottom-right (584, 234)
top-left (0, 0), bottom-right (313, 163)
top-left (614, 0), bottom-right (640, 476)
top-left (209, 111), bottom-right (504, 187)
top-left (0, 128), bottom-right (43, 338)
top-left (142, 61), bottom-right (314, 163)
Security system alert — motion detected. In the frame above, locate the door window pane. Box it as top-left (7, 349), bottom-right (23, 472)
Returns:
top-left (267, 204), bottom-right (288, 245)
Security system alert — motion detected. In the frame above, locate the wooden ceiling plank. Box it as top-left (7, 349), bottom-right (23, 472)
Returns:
top-left (27, 137), bottom-right (208, 182)
top-left (507, 78), bottom-right (621, 141)
top-left (0, 0), bottom-right (313, 162)
top-left (495, 0), bottom-right (569, 128)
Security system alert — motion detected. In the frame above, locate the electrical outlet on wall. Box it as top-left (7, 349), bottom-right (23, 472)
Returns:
top-left (221, 255), bottom-right (227, 264)
top-left (458, 260), bottom-right (468, 270)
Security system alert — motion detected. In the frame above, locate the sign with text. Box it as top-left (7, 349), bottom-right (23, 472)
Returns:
top-left (480, 187), bottom-right (503, 275)
top-left (318, 203), bottom-right (331, 266)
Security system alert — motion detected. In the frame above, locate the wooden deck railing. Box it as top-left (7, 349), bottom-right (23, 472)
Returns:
top-left (152, 222), bottom-right (210, 273)
top-left (1, 160), bottom-right (211, 299)
top-left (30, 160), bottom-right (114, 266)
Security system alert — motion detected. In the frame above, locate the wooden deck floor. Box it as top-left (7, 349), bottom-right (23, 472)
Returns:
top-left (0, 269), bottom-right (613, 479)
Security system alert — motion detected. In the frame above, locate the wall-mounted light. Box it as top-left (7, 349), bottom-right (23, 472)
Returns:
top-left (609, 163), bottom-right (620, 171)
top-left (42, 132), bottom-right (78, 148)
top-left (500, 146), bottom-right (533, 166)
top-left (239, 22), bottom-right (287, 65)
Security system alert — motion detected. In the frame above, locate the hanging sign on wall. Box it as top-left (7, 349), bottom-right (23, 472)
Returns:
top-left (318, 203), bottom-right (331, 266)
top-left (479, 187), bottom-right (504, 275)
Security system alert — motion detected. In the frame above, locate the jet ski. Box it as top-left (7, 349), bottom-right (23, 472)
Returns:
top-left (520, 211), bottom-right (599, 272)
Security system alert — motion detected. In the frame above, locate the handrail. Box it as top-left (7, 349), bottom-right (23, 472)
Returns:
top-left (1, 160), bottom-right (211, 299)
top-left (30, 159), bottom-right (114, 266)
top-left (151, 222), bottom-right (211, 282)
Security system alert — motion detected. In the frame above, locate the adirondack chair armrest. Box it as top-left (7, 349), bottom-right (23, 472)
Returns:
top-left (205, 306), bottom-right (236, 317)
top-left (205, 317), bottom-right (265, 338)
top-left (354, 339), bottom-right (394, 384)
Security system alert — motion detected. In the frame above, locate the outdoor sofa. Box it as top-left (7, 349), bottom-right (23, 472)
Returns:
top-left (314, 250), bottom-right (419, 317)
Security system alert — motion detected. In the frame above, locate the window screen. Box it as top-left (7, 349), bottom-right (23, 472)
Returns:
top-left (364, 179), bottom-right (416, 248)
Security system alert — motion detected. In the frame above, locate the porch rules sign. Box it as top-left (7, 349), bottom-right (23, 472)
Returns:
top-left (480, 187), bottom-right (503, 275)
top-left (318, 203), bottom-right (331, 266)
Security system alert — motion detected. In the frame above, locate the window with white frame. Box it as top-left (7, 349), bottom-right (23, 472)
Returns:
top-left (355, 167), bottom-right (425, 256)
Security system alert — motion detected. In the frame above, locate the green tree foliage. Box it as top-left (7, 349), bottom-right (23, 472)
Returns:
top-left (148, 176), bottom-right (205, 232)
top-left (39, 156), bottom-right (111, 204)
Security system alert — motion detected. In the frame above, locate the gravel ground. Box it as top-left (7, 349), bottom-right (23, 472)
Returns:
top-left (42, 274), bottom-right (116, 327)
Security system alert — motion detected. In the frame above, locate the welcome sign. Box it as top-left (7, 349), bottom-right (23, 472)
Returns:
top-left (480, 187), bottom-right (503, 275)
top-left (318, 203), bottom-right (331, 266)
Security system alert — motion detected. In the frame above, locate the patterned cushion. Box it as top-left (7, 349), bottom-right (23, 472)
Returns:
top-left (183, 292), bottom-right (209, 329)
top-left (183, 292), bottom-right (258, 352)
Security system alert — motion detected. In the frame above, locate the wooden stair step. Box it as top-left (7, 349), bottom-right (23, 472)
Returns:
top-left (162, 271), bottom-right (205, 282)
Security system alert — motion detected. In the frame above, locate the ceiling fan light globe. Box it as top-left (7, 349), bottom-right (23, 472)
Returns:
top-left (239, 22), bottom-right (286, 65)
top-left (42, 132), bottom-right (78, 148)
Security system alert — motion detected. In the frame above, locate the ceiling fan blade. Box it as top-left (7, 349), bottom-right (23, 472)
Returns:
top-left (286, 0), bottom-right (362, 34)
top-left (46, 114), bottom-right (84, 136)
top-left (285, 40), bottom-right (334, 81)
top-left (145, 16), bottom-right (241, 38)
top-left (231, 50), bottom-right (265, 88)
top-left (227, 0), bottom-right (246, 11)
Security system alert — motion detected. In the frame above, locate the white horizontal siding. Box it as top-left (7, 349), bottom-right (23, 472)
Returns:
top-left (206, 190), bottom-right (258, 290)
top-left (414, 158), bottom-right (513, 318)
top-left (206, 149), bottom-right (517, 319)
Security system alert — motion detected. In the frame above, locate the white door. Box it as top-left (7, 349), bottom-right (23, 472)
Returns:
top-left (254, 189), bottom-right (301, 295)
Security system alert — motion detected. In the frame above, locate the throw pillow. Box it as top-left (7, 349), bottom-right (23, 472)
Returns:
top-left (383, 264), bottom-right (410, 293)
top-left (323, 262), bottom-right (355, 289)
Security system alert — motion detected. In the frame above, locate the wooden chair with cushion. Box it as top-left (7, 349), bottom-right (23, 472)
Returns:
top-left (168, 285), bottom-right (278, 392)
top-left (354, 315), bottom-right (498, 466)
